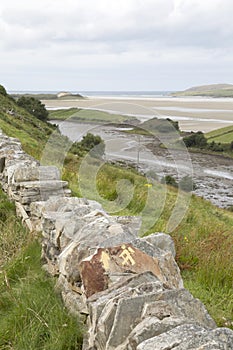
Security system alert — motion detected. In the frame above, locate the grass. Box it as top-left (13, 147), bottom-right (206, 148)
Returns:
top-left (48, 108), bottom-right (81, 120)
top-left (0, 190), bottom-right (83, 350)
top-left (172, 85), bottom-right (233, 97)
top-left (0, 94), bottom-right (56, 159)
top-left (206, 125), bottom-right (233, 144)
top-left (48, 108), bottom-right (136, 124)
top-left (65, 156), bottom-right (233, 328)
top-left (1, 90), bottom-right (233, 336)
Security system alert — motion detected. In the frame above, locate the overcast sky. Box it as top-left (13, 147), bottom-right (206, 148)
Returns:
top-left (1, 0), bottom-right (233, 91)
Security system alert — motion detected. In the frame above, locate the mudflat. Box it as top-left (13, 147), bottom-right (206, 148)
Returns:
top-left (43, 96), bottom-right (233, 132)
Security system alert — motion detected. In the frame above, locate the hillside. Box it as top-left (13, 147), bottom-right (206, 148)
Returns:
top-left (0, 86), bottom-right (233, 342)
top-left (10, 91), bottom-right (85, 100)
top-left (0, 92), bottom-right (70, 159)
top-left (172, 83), bottom-right (233, 97)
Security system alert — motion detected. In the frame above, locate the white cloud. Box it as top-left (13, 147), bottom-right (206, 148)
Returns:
top-left (1, 0), bottom-right (233, 90)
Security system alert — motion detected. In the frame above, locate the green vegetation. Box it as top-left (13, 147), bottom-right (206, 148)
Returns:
top-left (141, 117), bottom-right (180, 133)
top-left (183, 131), bottom-right (207, 148)
top-left (172, 83), bottom-right (233, 97)
top-left (0, 84), bottom-right (7, 96)
top-left (48, 108), bottom-right (80, 120)
top-left (126, 117), bottom-right (180, 136)
top-left (71, 132), bottom-right (105, 159)
top-left (48, 108), bottom-right (137, 124)
top-left (206, 125), bottom-right (233, 144)
top-left (160, 175), bottom-right (195, 192)
top-left (17, 96), bottom-right (49, 121)
top-left (0, 84), bottom-right (233, 338)
top-left (0, 190), bottom-right (83, 349)
top-left (0, 92), bottom-right (57, 159)
top-left (65, 158), bottom-right (233, 329)
top-left (11, 92), bottom-right (84, 100)
top-left (161, 175), bottom-right (178, 188)
top-left (183, 130), bottom-right (233, 156)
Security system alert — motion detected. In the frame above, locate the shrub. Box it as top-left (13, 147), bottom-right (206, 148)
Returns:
top-left (71, 133), bottom-right (105, 159)
top-left (0, 84), bottom-right (7, 96)
top-left (183, 131), bottom-right (207, 148)
top-left (161, 175), bottom-right (178, 187)
top-left (17, 96), bottom-right (48, 121)
top-left (208, 141), bottom-right (224, 152)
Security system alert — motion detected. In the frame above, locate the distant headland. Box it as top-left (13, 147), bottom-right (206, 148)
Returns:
top-left (10, 91), bottom-right (85, 100)
top-left (172, 83), bottom-right (233, 98)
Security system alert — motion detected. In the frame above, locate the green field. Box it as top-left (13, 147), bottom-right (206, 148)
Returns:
top-left (49, 107), bottom-right (137, 124)
top-left (205, 125), bottom-right (233, 143)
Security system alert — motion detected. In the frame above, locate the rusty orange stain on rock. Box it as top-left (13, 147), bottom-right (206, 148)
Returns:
top-left (79, 244), bottom-right (163, 297)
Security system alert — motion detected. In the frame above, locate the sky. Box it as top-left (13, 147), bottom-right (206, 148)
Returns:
top-left (1, 0), bottom-right (233, 91)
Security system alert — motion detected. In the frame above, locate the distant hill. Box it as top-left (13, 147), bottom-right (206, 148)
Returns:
top-left (10, 91), bottom-right (85, 100)
top-left (172, 84), bottom-right (233, 97)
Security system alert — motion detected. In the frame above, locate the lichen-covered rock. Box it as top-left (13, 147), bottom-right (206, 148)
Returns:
top-left (137, 324), bottom-right (233, 350)
top-left (1, 131), bottom-right (233, 350)
top-left (79, 243), bottom-right (182, 298)
top-left (142, 232), bottom-right (176, 257)
top-left (84, 280), bottom-right (216, 349)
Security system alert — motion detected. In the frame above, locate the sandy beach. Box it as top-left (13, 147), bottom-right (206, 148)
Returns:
top-left (43, 96), bottom-right (233, 132)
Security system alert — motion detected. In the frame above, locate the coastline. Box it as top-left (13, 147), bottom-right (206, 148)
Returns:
top-left (43, 96), bottom-right (233, 133)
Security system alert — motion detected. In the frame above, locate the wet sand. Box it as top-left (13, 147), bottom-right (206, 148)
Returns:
top-left (43, 96), bottom-right (233, 132)
top-left (51, 119), bottom-right (233, 208)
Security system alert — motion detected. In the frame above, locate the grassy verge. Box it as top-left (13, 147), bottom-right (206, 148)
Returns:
top-left (48, 108), bottom-right (136, 124)
top-left (0, 190), bottom-right (83, 350)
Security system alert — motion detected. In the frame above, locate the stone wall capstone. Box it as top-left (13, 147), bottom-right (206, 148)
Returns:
top-left (1, 130), bottom-right (233, 350)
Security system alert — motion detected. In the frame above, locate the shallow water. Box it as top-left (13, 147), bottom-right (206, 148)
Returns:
top-left (51, 120), bottom-right (233, 209)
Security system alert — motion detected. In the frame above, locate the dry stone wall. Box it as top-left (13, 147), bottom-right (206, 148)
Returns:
top-left (1, 130), bottom-right (233, 350)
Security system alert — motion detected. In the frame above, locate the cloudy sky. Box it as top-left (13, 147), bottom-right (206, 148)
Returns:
top-left (1, 0), bottom-right (233, 91)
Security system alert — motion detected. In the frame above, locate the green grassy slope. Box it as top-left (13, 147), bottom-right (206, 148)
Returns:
top-left (172, 83), bottom-right (233, 97)
top-left (0, 93), bottom-right (74, 163)
top-left (206, 125), bottom-right (233, 144)
top-left (1, 90), bottom-right (233, 332)
top-left (0, 93), bottom-right (56, 159)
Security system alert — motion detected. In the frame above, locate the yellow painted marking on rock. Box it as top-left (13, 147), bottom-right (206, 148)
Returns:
top-left (100, 251), bottom-right (110, 270)
top-left (119, 246), bottom-right (135, 266)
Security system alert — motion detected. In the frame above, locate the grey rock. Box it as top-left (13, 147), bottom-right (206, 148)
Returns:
top-left (141, 232), bottom-right (176, 257)
top-left (131, 238), bottom-right (183, 289)
top-left (1, 131), bottom-right (233, 350)
top-left (137, 324), bottom-right (233, 350)
top-left (13, 165), bottom-right (60, 182)
top-left (117, 316), bottom-right (188, 350)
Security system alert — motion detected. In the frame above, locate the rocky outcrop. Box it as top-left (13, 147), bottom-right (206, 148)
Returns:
top-left (1, 130), bottom-right (233, 350)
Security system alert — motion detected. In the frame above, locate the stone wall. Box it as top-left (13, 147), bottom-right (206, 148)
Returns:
top-left (1, 130), bottom-right (233, 350)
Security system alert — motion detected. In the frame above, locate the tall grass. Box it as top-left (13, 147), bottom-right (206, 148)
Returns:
top-left (1, 90), bottom-right (232, 332)
top-left (0, 190), bottom-right (83, 350)
top-left (64, 156), bottom-right (233, 328)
